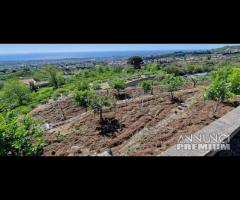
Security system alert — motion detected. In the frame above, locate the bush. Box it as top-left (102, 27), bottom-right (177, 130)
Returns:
top-left (139, 80), bottom-right (153, 94)
top-left (1, 79), bottom-right (31, 109)
top-left (52, 88), bottom-right (70, 99)
top-left (32, 87), bottom-right (53, 104)
top-left (162, 75), bottom-right (184, 101)
top-left (91, 80), bottom-right (101, 90)
top-left (89, 94), bottom-right (116, 122)
top-left (41, 65), bottom-right (65, 89)
top-left (164, 66), bottom-right (186, 76)
top-left (109, 79), bottom-right (127, 94)
top-left (74, 89), bottom-right (95, 108)
top-left (0, 112), bottom-right (44, 156)
top-left (145, 63), bottom-right (160, 73)
top-left (204, 79), bottom-right (233, 116)
top-left (227, 67), bottom-right (240, 94)
top-left (0, 81), bottom-right (4, 90)
top-left (76, 80), bottom-right (90, 91)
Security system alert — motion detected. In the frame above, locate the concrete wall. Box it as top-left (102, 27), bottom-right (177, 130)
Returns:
top-left (159, 106), bottom-right (240, 156)
top-left (126, 76), bottom-right (155, 87)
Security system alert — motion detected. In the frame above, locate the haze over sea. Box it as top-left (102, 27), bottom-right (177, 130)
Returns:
top-left (0, 51), bottom-right (173, 62)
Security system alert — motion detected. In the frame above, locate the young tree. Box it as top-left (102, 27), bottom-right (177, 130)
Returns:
top-left (109, 79), bottom-right (127, 95)
top-left (189, 76), bottom-right (198, 88)
top-left (139, 80), bottom-right (153, 94)
top-left (162, 75), bottom-right (184, 101)
top-left (42, 65), bottom-right (65, 89)
top-left (2, 80), bottom-right (31, 108)
top-left (73, 89), bottom-right (94, 108)
top-left (204, 79), bottom-right (232, 117)
top-left (127, 56), bottom-right (143, 69)
top-left (89, 95), bottom-right (115, 122)
top-left (0, 112), bottom-right (44, 156)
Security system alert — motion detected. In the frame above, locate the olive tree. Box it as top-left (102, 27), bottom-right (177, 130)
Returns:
top-left (89, 95), bottom-right (115, 123)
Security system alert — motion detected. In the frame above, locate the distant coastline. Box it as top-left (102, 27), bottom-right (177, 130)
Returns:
top-left (0, 50), bottom-right (175, 62)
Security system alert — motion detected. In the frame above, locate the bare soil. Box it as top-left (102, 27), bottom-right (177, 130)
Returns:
top-left (30, 83), bottom-right (236, 156)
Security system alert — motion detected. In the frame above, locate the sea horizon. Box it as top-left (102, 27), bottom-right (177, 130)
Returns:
top-left (0, 49), bottom-right (204, 62)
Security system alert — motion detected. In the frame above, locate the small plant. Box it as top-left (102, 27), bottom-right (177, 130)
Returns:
top-left (76, 80), bottom-right (90, 91)
top-left (189, 76), bottom-right (198, 88)
top-left (204, 79), bottom-right (233, 117)
top-left (162, 75), bottom-right (184, 101)
top-left (89, 94), bottom-right (116, 123)
top-left (74, 89), bottom-right (95, 108)
top-left (109, 79), bottom-right (127, 95)
top-left (139, 80), bottom-right (153, 94)
top-left (91, 80), bottom-right (101, 90)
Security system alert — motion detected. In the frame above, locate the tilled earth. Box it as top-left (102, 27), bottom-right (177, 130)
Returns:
top-left (30, 84), bottom-right (236, 156)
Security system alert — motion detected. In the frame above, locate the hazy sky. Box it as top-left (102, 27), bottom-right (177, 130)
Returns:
top-left (0, 44), bottom-right (235, 54)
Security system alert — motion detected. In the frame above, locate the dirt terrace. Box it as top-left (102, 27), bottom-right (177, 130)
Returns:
top-left (30, 84), bottom-right (236, 156)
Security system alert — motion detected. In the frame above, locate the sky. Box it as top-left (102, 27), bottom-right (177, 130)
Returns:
top-left (0, 44), bottom-right (236, 54)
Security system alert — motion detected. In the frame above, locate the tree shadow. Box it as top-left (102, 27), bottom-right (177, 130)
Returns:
top-left (171, 96), bottom-right (184, 104)
top-left (96, 117), bottom-right (126, 137)
top-left (114, 93), bottom-right (132, 100)
top-left (223, 101), bottom-right (240, 108)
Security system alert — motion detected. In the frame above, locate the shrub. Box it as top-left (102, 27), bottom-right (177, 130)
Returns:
top-left (162, 75), bottom-right (184, 101)
top-left (2, 79), bottom-right (31, 109)
top-left (227, 67), bottom-right (240, 94)
top-left (76, 80), bottom-right (90, 91)
top-left (145, 63), bottom-right (160, 73)
top-left (74, 89), bottom-right (95, 108)
top-left (41, 65), bottom-right (65, 89)
top-left (0, 112), bottom-right (44, 156)
top-left (109, 79), bottom-right (127, 95)
top-left (139, 80), bottom-right (153, 94)
top-left (0, 81), bottom-right (4, 90)
top-left (91, 80), bottom-right (101, 90)
top-left (204, 79), bottom-right (233, 116)
top-left (89, 95), bottom-right (116, 122)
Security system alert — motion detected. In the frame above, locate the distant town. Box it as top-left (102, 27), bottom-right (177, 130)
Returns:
top-left (1, 45), bottom-right (240, 74)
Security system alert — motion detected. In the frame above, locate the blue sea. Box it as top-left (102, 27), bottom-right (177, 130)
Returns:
top-left (0, 50), bottom-right (172, 62)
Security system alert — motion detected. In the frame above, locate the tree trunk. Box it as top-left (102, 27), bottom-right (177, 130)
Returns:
top-left (212, 99), bottom-right (221, 117)
top-left (151, 81), bottom-right (154, 95)
top-left (99, 109), bottom-right (103, 123)
top-left (170, 91), bottom-right (174, 101)
top-left (60, 107), bottom-right (66, 120)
